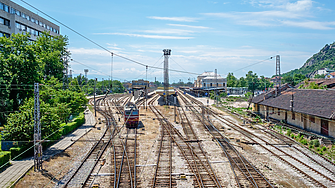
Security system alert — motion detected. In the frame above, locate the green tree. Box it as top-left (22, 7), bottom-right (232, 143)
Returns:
top-left (283, 75), bottom-right (294, 85)
top-left (227, 73), bottom-right (237, 87)
top-left (314, 74), bottom-right (325, 79)
top-left (237, 77), bottom-right (247, 87)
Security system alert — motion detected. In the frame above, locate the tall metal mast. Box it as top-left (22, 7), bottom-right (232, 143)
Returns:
top-left (34, 83), bottom-right (42, 171)
top-left (276, 55), bottom-right (281, 88)
top-left (163, 49), bottom-right (171, 105)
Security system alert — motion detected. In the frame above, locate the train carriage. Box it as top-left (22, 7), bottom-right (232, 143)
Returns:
top-left (124, 102), bottom-right (139, 128)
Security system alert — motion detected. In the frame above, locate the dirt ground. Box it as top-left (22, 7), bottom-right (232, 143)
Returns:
top-left (14, 95), bottom-right (332, 188)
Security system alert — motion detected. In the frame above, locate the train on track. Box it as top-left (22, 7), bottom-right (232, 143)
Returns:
top-left (124, 102), bottom-right (139, 128)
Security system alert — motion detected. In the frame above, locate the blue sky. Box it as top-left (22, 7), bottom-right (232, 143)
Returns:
top-left (14, 0), bottom-right (335, 83)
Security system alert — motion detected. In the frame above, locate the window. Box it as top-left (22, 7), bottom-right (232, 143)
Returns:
top-left (11, 7), bottom-right (15, 14)
top-left (26, 15), bottom-right (30, 21)
top-left (0, 18), bottom-right (4, 25)
top-left (16, 10), bottom-right (21, 16)
top-left (4, 4), bottom-right (9, 12)
top-left (278, 108), bottom-right (280, 116)
top-left (31, 17), bottom-right (35, 23)
top-left (39, 22), bottom-right (43, 27)
top-left (4, 19), bottom-right (9, 27)
top-left (210, 83), bottom-right (212, 87)
top-left (27, 27), bottom-right (31, 34)
top-left (301, 115), bottom-right (303, 122)
top-left (217, 83), bottom-right (218, 87)
top-left (223, 83), bottom-right (225, 87)
top-left (0, 3), bottom-right (3, 11)
top-left (16, 22), bottom-right (20, 29)
top-left (46, 25), bottom-right (50, 30)
top-left (203, 83), bottom-right (206, 87)
top-left (292, 112), bottom-right (295, 120)
top-left (310, 116), bottom-right (315, 123)
top-left (21, 24), bottom-right (26, 31)
top-left (22, 13), bottom-right (26, 19)
top-left (35, 19), bottom-right (38, 24)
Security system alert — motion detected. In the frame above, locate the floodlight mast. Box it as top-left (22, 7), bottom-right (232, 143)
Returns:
top-left (163, 49), bottom-right (171, 105)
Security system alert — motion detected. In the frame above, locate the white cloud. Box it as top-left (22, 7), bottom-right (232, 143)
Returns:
top-left (203, 0), bottom-right (335, 30)
top-left (94, 33), bottom-right (193, 39)
top-left (167, 24), bottom-right (211, 29)
top-left (142, 29), bottom-right (195, 35)
top-left (281, 20), bottom-right (335, 30)
top-left (286, 0), bottom-right (313, 12)
top-left (148, 16), bottom-right (198, 22)
top-left (69, 48), bottom-right (110, 56)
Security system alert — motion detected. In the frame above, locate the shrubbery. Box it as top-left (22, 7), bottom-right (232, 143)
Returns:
top-left (0, 151), bottom-right (10, 167)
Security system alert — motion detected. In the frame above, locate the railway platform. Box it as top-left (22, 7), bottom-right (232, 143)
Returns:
top-left (0, 108), bottom-right (96, 188)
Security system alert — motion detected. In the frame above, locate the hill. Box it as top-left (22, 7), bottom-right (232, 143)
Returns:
top-left (282, 42), bottom-right (335, 77)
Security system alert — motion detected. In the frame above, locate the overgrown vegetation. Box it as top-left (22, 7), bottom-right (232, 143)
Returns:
top-left (271, 125), bottom-right (335, 163)
top-left (298, 79), bottom-right (327, 89)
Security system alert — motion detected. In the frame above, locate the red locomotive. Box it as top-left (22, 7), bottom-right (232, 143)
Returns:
top-left (124, 102), bottom-right (139, 128)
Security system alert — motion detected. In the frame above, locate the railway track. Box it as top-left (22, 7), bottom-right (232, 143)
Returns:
top-left (177, 91), bottom-right (273, 188)
top-left (64, 94), bottom-right (139, 188)
top-left (149, 95), bottom-right (221, 188)
top-left (112, 128), bottom-right (138, 188)
top-left (64, 98), bottom-right (116, 187)
top-left (179, 90), bottom-right (335, 188)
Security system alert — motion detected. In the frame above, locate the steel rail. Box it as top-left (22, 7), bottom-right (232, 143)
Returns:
top-left (177, 91), bottom-right (265, 187)
top-left (181, 91), bottom-right (334, 188)
top-left (177, 101), bottom-right (222, 188)
top-left (63, 98), bottom-right (114, 188)
top-left (149, 95), bottom-right (220, 188)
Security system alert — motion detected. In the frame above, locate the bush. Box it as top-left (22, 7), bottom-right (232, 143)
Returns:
top-left (300, 139), bottom-right (308, 145)
top-left (322, 146), bottom-right (327, 151)
top-left (290, 133), bottom-right (295, 139)
top-left (286, 129), bottom-right (292, 136)
top-left (0, 151), bottom-right (10, 168)
top-left (10, 145), bottom-right (33, 160)
top-left (312, 139), bottom-right (320, 147)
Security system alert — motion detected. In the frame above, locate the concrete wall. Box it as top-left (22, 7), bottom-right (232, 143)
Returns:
top-left (330, 121), bottom-right (335, 138)
top-left (255, 104), bottom-right (335, 138)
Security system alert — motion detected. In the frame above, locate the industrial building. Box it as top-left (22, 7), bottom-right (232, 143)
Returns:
top-left (252, 86), bottom-right (335, 138)
top-left (0, 0), bottom-right (59, 40)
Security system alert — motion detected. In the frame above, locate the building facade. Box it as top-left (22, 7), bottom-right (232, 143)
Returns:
top-left (252, 88), bottom-right (335, 138)
top-left (0, 0), bottom-right (59, 40)
top-left (194, 71), bottom-right (227, 88)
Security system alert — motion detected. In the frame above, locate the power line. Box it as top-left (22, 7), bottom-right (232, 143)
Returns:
top-left (231, 56), bottom-right (275, 73)
top-left (18, 0), bottom-right (199, 75)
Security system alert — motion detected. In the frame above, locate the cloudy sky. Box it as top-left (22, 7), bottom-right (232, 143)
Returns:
top-left (14, 0), bottom-right (335, 83)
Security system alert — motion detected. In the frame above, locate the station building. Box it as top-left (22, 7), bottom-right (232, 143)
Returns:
top-left (252, 86), bottom-right (335, 139)
top-left (0, 0), bottom-right (59, 40)
top-left (194, 71), bottom-right (226, 88)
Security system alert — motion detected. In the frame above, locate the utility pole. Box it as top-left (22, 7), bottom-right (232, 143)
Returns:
top-left (276, 55), bottom-right (281, 88)
top-left (94, 78), bottom-right (97, 117)
top-left (215, 69), bottom-right (218, 105)
top-left (34, 83), bottom-right (42, 171)
top-left (84, 69), bottom-right (89, 94)
top-left (174, 97), bottom-right (177, 122)
top-left (163, 49), bottom-right (171, 105)
top-left (146, 66), bottom-right (148, 110)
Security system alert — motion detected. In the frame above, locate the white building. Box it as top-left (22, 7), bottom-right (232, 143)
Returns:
top-left (194, 71), bottom-right (227, 88)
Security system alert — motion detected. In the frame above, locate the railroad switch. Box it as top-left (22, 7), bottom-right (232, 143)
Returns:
top-left (92, 183), bottom-right (100, 188)
top-left (180, 174), bottom-right (187, 180)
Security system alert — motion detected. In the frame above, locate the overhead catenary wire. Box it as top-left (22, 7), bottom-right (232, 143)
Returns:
top-left (18, 0), bottom-right (199, 76)
top-left (231, 56), bottom-right (276, 73)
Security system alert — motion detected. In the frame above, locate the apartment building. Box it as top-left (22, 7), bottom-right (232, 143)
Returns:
top-left (0, 0), bottom-right (59, 40)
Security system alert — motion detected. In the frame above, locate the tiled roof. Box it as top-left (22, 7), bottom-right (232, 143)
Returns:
top-left (253, 88), bottom-right (335, 120)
